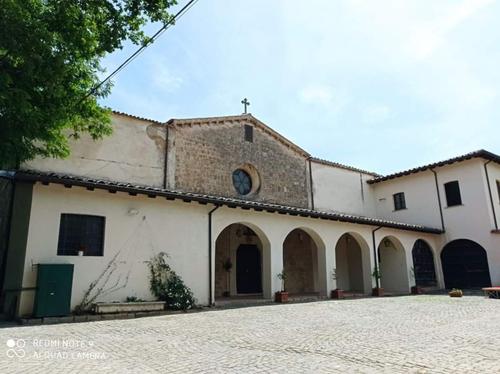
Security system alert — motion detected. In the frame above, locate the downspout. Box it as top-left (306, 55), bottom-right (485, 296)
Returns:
top-left (0, 177), bottom-right (15, 298)
top-left (308, 157), bottom-right (315, 210)
top-left (430, 169), bottom-right (445, 232)
top-left (208, 205), bottom-right (221, 306)
top-left (371, 226), bottom-right (382, 289)
top-left (484, 160), bottom-right (499, 231)
top-left (163, 124), bottom-right (170, 189)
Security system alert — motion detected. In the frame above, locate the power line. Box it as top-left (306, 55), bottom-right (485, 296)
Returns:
top-left (82, 0), bottom-right (199, 102)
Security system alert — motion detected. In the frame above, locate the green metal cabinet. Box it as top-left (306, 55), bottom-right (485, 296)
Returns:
top-left (34, 264), bottom-right (74, 317)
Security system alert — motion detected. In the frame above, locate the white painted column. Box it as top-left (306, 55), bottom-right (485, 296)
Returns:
top-left (266, 238), bottom-right (283, 298)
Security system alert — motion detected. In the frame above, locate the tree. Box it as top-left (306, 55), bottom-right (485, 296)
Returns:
top-left (0, 0), bottom-right (177, 168)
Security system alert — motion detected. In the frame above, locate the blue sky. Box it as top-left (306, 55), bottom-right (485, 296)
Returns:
top-left (100, 0), bottom-right (500, 174)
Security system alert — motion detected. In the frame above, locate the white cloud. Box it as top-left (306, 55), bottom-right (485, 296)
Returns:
top-left (147, 57), bottom-right (183, 92)
top-left (362, 104), bottom-right (392, 125)
top-left (409, 0), bottom-right (494, 59)
top-left (299, 85), bottom-right (333, 105)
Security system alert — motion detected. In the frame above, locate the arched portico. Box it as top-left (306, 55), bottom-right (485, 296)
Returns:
top-left (378, 236), bottom-right (410, 294)
top-left (412, 239), bottom-right (437, 287)
top-left (282, 227), bottom-right (326, 296)
top-left (441, 239), bottom-right (491, 289)
top-left (334, 233), bottom-right (372, 294)
top-left (214, 223), bottom-right (271, 299)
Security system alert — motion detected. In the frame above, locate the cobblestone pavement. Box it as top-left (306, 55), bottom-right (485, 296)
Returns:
top-left (0, 295), bottom-right (499, 373)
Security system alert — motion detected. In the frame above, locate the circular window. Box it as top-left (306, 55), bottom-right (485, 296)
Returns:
top-left (232, 169), bottom-right (252, 195)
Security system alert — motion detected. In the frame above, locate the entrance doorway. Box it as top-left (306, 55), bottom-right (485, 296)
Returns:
top-left (441, 239), bottom-right (491, 289)
top-left (412, 240), bottom-right (437, 287)
top-left (236, 245), bottom-right (262, 294)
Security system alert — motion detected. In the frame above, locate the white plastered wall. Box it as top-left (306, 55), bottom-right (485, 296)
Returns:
top-left (311, 162), bottom-right (377, 216)
top-left (19, 183), bottom-right (444, 316)
top-left (19, 183), bottom-right (208, 316)
top-left (23, 114), bottom-right (166, 188)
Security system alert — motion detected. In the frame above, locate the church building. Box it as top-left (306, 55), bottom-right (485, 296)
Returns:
top-left (1, 111), bottom-right (499, 318)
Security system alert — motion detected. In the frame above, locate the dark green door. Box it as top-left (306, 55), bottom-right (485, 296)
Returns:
top-left (34, 264), bottom-right (74, 317)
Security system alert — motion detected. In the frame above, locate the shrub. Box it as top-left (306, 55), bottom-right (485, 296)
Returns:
top-left (147, 252), bottom-right (196, 310)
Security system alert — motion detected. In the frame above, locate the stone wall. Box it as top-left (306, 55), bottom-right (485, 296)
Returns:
top-left (283, 229), bottom-right (317, 293)
top-left (167, 117), bottom-right (310, 208)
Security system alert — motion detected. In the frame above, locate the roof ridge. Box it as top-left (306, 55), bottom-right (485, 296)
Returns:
top-left (368, 149), bottom-right (500, 184)
top-left (168, 113), bottom-right (311, 157)
top-left (310, 157), bottom-right (381, 176)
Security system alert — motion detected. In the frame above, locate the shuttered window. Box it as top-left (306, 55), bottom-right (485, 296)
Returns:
top-left (393, 192), bottom-right (406, 211)
top-left (57, 214), bottom-right (105, 256)
top-left (444, 181), bottom-right (462, 207)
top-left (244, 125), bottom-right (253, 142)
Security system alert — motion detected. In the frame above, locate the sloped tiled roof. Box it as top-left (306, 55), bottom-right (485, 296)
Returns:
top-left (368, 150), bottom-right (500, 184)
top-left (310, 157), bottom-right (380, 176)
top-left (1, 170), bottom-right (442, 234)
top-left (112, 110), bottom-right (163, 125)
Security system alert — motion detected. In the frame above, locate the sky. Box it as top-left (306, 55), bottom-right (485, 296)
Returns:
top-left (100, 0), bottom-right (500, 175)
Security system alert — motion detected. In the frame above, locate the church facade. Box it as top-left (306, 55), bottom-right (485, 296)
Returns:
top-left (1, 111), bottom-right (499, 317)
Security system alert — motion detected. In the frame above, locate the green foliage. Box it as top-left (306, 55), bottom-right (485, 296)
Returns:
top-left (277, 270), bottom-right (287, 292)
top-left (147, 252), bottom-right (196, 311)
top-left (125, 296), bottom-right (145, 302)
top-left (372, 268), bottom-right (382, 280)
top-left (222, 258), bottom-right (233, 272)
top-left (0, 0), bottom-right (176, 168)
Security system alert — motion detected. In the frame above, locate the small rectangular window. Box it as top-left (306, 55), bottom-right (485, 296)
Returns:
top-left (244, 125), bottom-right (253, 142)
top-left (497, 180), bottom-right (500, 202)
top-left (57, 214), bottom-right (105, 256)
top-left (444, 181), bottom-right (462, 207)
top-left (393, 192), bottom-right (406, 211)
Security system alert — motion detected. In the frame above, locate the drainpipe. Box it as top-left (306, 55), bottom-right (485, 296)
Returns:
top-left (308, 157), bottom-right (315, 210)
top-left (484, 160), bottom-right (498, 231)
top-left (163, 124), bottom-right (170, 189)
top-left (0, 178), bottom-right (15, 298)
top-left (371, 226), bottom-right (382, 289)
top-left (208, 205), bottom-right (221, 306)
top-left (430, 169), bottom-right (445, 232)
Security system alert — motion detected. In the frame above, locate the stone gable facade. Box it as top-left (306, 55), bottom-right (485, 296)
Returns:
top-left (166, 116), bottom-right (310, 208)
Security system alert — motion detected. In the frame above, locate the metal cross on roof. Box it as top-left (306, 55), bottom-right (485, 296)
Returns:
top-left (241, 98), bottom-right (250, 114)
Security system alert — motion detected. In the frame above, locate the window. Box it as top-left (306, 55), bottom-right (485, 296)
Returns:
top-left (244, 125), bottom-right (253, 142)
top-left (444, 181), bottom-right (462, 207)
top-left (497, 180), bottom-right (500, 202)
top-left (232, 169), bottom-right (252, 195)
top-left (57, 214), bottom-right (105, 256)
top-left (393, 192), bottom-right (406, 211)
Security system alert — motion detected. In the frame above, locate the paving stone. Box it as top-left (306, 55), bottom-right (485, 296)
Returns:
top-left (0, 295), bottom-right (499, 373)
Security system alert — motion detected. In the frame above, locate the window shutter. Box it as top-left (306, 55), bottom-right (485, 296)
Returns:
top-left (444, 181), bottom-right (462, 207)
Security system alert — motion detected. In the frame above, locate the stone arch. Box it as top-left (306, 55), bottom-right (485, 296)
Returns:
top-left (411, 239), bottom-right (437, 287)
top-left (377, 236), bottom-right (409, 294)
top-left (334, 232), bottom-right (372, 294)
top-left (214, 222), bottom-right (271, 299)
top-left (282, 227), bottom-right (326, 295)
top-left (440, 239), bottom-right (491, 289)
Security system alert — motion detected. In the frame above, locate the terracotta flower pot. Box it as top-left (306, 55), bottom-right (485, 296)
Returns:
top-left (372, 287), bottom-right (384, 297)
top-left (449, 289), bottom-right (463, 298)
top-left (411, 286), bottom-right (423, 295)
top-left (331, 289), bottom-right (344, 299)
top-left (275, 291), bottom-right (289, 303)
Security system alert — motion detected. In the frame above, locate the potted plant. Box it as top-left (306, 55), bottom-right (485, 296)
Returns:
top-left (449, 288), bottom-right (463, 298)
top-left (275, 270), bottom-right (288, 303)
top-left (410, 267), bottom-right (423, 295)
top-left (330, 268), bottom-right (344, 299)
top-left (372, 268), bottom-right (384, 297)
top-left (222, 258), bottom-right (233, 297)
